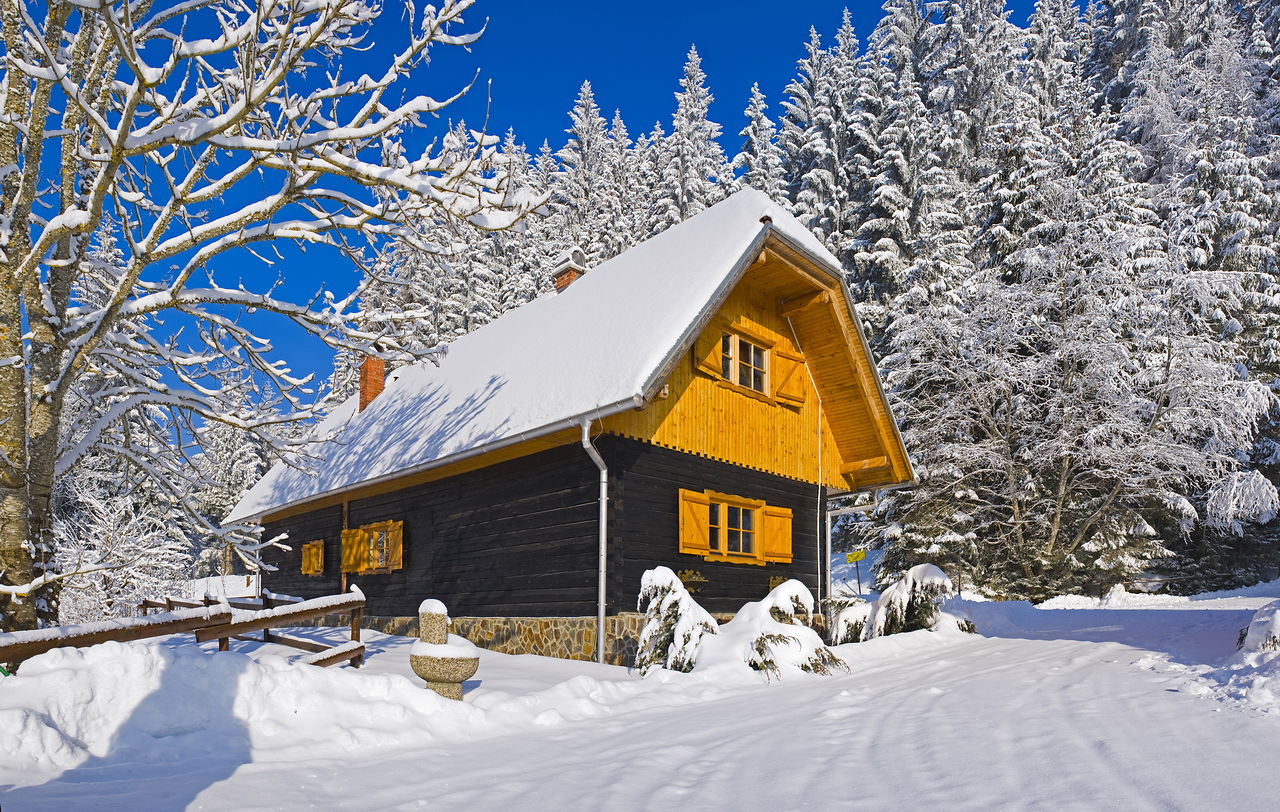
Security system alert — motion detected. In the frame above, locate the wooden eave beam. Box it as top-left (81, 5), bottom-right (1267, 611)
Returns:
top-left (779, 290), bottom-right (831, 318)
top-left (840, 456), bottom-right (889, 476)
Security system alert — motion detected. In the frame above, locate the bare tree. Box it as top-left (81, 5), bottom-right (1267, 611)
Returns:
top-left (0, 0), bottom-right (536, 630)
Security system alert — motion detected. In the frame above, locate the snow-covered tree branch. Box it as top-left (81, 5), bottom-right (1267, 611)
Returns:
top-left (0, 0), bottom-right (538, 630)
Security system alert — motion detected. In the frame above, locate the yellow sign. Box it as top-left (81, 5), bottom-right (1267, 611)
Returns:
top-left (845, 551), bottom-right (867, 563)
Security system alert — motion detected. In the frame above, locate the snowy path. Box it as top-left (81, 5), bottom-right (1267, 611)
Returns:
top-left (4, 590), bottom-right (1279, 810)
top-left (185, 630), bottom-right (1279, 811)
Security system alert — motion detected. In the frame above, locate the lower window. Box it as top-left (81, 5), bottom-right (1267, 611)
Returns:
top-left (679, 488), bottom-right (792, 565)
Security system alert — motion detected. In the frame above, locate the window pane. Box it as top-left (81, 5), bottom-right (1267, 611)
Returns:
top-left (753, 369), bottom-right (765, 391)
top-left (738, 362), bottom-right (751, 386)
top-left (741, 531), bottom-right (754, 555)
top-left (728, 528), bottom-right (741, 553)
top-left (741, 510), bottom-right (753, 531)
top-left (708, 503), bottom-right (720, 551)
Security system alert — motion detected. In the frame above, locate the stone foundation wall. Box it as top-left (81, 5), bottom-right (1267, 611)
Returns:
top-left (306, 610), bottom-right (823, 667)
top-left (306, 612), bottom-right (655, 666)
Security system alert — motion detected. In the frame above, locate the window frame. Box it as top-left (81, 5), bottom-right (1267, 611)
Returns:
top-left (704, 490), bottom-right (766, 564)
top-left (719, 331), bottom-right (770, 395)
top-left (341, 519), bottom-right (404, 574)
top-left (679, 488), bottom-right (794, 566)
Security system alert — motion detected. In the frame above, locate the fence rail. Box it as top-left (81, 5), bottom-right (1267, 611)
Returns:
top-left (141, 589), bottom-right (365, 667)
top-left (0, 589), bottom-right (365, 671)
top-left (0, 604), bottom-right (233, 665)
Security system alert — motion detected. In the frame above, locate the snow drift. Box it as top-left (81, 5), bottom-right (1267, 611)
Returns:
top-left (0, 641), bottom-right (477, 783)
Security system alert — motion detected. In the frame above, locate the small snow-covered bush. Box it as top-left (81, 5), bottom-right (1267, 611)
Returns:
top-left (635, 567), bottom-right (718, 675)
top-left (1238, 601), bottom-right (1280, 652)
top-left (853, 564), bottom-right (976, 641)
top-left (701, 579), bottom-right (847, 680)
top-left (828, 596), bottom-right (872, 645)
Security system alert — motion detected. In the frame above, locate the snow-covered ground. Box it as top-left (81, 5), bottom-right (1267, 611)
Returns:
top-left (5, 583), bottom-right (1280, 810)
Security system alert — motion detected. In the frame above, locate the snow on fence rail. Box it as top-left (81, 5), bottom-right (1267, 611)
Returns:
top-left (140, 587), bottom-right (367, 668)
top-left (0, 604), bottom-right (233, 665)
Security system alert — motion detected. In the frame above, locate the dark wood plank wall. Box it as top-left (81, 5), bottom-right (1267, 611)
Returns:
top-left (261, 505), bottom-right (344, 599)
top-left (599, 435), bottom-right (826, 615)
top-left (261, 436), bottom-right (827, 619)
top-left (262, 443), bottom-right (601, 617)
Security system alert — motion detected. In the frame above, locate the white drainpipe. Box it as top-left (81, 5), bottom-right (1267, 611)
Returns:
top-left (580, 419), bottom-right (608, 664)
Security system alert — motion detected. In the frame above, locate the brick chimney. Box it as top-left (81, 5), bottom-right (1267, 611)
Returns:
top-left (359, 356), bottom-right (385, 412)
top-left (551, 246), bottom-right (588, 293)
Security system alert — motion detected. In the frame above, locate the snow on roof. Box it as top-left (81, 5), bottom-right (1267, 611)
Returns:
top-left (227, 190), bottom-right (842, 523)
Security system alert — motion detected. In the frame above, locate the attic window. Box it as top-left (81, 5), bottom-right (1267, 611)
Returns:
top-left (721, 333), bottom-right (768, 393)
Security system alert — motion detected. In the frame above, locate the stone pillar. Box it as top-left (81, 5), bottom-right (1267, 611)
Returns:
top-left (409, 599), bottom-right (479, 701)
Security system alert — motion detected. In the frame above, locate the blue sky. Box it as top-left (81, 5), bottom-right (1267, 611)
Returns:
top-left (240, 0), bottom-right (1038, 389)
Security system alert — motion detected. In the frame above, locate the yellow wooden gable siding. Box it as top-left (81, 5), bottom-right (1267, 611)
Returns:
top-left (600, 280), bottom-right (847, 488)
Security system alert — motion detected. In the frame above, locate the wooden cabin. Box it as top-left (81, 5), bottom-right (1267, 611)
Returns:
top-left (227, 189), bottom-right (913, 664)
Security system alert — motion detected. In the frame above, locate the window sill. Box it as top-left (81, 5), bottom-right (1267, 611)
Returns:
top-left (713, 377), bottom-right (777, 405)
top-left (698, 552), bottom-right (766, 566)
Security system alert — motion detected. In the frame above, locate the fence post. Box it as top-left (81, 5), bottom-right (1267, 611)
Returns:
top-left (261, 593), bottom-right (274, 644)
top-left (350, 605), bottom-right (364, 668)
top-left (204, 595), bottom-right (228, 652)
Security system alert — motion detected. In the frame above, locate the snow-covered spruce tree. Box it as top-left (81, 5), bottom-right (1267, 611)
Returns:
top-left (732, 84), bottom-right (787, 202)
top-left (632, 121), bottom-right (672, 240)
top-left (787, 11), bottom-right (869, 267)
top-left (874, 128), bottom-right (1276, 600)
top-left (655, 46), bottom-right (729, 230)
top-left (0, 0), bottom-right (536, 631)
top-left (635, 566), bottom-right (718, 674)
top-left (779, 27), bottom-right (829, 215)
top-left (551, 82), bottom-right (613, 266)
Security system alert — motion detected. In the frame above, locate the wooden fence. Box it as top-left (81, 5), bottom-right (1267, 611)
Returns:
top-left (0, 589), bottom-right (365, 669)
top-left (139, 590), bottom-right (366, 667)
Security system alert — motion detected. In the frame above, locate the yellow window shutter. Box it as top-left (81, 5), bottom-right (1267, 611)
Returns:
top-left (340, 529), bottom-right (366, 573)
top-left (761, 505), bottom-right (794, 563)
top-left (678, 489), bottom-right (712, 555)
top-left (302, 540), bottom-right (324, 575)
top-left (388, 520), bottom-right (404, 570)
top-left (693, 328), bottom-right (724, 377)
top-left (772, 349), bottom-right (807, 405)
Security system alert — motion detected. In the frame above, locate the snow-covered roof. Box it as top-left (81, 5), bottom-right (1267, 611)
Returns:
top-left (227, 189), bottom-right (844, 523)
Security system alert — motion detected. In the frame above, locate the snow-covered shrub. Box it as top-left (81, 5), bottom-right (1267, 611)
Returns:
top-left (635, 567), bottom-right (718, 675)
top-left (699, 580), bottom-right (846, 680)
top-left (856, 564), bottom-right (976, 641)
top-left (1237, 601), bottom-right (1280, 652)
top-left (828, 596), bottom-right (872, 645)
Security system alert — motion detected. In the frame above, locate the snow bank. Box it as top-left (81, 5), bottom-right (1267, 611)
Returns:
top-left (635, 566), bottom-right (717, 674)
top-left (1238, 601), bottom-right (1280, 653)
top-left (833, 564), bottom-right (974, 643)
top-left (1195, 602), bottom-right (1280, 713)
top-left (697, 580), bottom-right (846, 680)
top-left (0, 641), bottom-right (477, 785)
